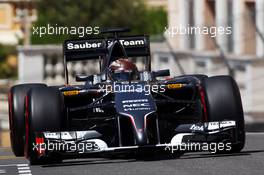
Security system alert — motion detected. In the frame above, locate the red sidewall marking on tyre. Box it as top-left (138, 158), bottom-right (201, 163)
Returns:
top-left (24, 95), bottom-right (29, 158)
top-left (199, 86), bottom-right (208, 122)
top-left (8, 92), bottom-right (13, 131)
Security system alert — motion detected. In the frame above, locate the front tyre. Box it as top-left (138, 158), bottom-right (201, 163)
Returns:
top-left (203, 76), bottom-right (245, 153)
top-left (25, 87), bottom-right (64, 165)
top-left (8, 83), bottom-right (46, 156)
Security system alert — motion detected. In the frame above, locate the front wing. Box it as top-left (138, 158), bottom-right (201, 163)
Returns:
top-left (32, 120), bottom-right (237, 158)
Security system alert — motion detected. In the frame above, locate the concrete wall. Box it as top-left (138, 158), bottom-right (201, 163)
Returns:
top-left (167, 0), bottom-right (264, 57)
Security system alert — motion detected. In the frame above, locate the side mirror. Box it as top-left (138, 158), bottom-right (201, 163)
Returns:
top-left (153, 69), bottom-right (170, 78)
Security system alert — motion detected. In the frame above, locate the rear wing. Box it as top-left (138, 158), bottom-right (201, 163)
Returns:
top-left (63, 35), bottom-right (150, 61)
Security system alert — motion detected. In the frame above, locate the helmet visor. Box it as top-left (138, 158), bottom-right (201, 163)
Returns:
top-left (111, 72), bottom-right (131, 81)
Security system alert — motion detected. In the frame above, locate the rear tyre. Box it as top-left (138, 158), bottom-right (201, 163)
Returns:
top-left (25, 87), bottom-right (64, 165)
top-left (203, 76), bottom-right (245, 153)
top-left (179, 74), bottom-right (208, 83)
top-left (8, 83), bottom-right (46, 157)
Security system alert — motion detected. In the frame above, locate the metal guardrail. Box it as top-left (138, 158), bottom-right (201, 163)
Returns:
top-left (0, 93), bottom-right (9, 147)
top-left (0, 80), bottom-right (10, 131)
top-left (0, 97), bottom-right (9, 131)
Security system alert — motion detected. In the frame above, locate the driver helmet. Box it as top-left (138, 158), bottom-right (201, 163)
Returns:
top-left (108, 58), bottom-right (139, 81)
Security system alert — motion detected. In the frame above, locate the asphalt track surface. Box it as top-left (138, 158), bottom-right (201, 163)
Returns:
top-left (0, 133), bottom-right (263, 175)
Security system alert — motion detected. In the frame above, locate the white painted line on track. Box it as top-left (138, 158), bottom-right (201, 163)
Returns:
top-left (18, 167), bottom-right (30, 170)
top-left (0, 169), bottom-right (6, 174)
top-left (246, 132), bottom-right (264, 135)
top-left (16, 164), bottom-right (29, 167)
top-left (0, 164), bottom-right (32, 174)
top-left (18, 170), bottom-right (31, 173)
top-left (0, 164), bottom-right (21, 167)
top-left (17, 164), bottom-right (32, 175)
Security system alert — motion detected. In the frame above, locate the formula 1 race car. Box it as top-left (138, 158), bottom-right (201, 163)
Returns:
top-left (9, 28), bottom-right (245, 165)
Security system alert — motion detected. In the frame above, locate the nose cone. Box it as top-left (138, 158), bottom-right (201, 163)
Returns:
top-left (134, 129), bottom-right (148, 145)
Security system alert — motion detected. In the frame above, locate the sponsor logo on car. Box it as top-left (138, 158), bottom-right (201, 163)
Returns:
top-left (63, 90), bottom-right (80, 96)
top-left (66, 39), bottom-right (145, 50)
top-left (67, 42), bottom-right (102, 50)
top-left (190, 124), bottom-right (204, 131)
top-left (122, 99), bottom-right (151, 111)
top-left (167, 83), bottom-right (183, 89)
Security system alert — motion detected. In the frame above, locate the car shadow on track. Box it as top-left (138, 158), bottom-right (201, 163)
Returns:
top-left (41, 152), bottom-right (182, 168)
top-left (41, 158), bottom-right (137, 168)
top-left (179, 150), bottom-right (264, 159)
top-left (40, 150), bottom-right (264, 168)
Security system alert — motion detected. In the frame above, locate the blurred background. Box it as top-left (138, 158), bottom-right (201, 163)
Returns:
top-left (0, 0), bottom-right (264, 147)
